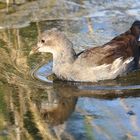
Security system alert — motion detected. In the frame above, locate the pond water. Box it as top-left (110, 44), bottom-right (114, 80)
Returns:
top-left (0, 0), bottom-right (140, 140)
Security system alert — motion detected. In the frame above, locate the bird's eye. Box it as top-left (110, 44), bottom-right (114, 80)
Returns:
top-left (41, 39), bottom-right (45, 43)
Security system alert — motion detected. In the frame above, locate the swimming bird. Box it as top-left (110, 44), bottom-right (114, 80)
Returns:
top-left (30, 21), bottom-right (140, 82)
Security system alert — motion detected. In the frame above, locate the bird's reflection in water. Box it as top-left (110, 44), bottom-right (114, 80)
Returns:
top-left (36, 76), bottom-right (140, 125)
top-left (35, 83), bottom-right (78, 139)
top-left (40, 89), bottom-right (78, 126)
top-left (33, 67), bottom-right (140, 139)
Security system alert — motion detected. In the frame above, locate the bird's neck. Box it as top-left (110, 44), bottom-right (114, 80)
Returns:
top-left (52, 45), bottom-right (76, 79)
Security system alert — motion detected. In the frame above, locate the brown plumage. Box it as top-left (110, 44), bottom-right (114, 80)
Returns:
top-left (78, 21), bottom-right (140, 68)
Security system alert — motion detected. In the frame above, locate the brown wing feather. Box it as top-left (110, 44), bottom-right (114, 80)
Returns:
top-left (77, 29), bottom-right (139, 67)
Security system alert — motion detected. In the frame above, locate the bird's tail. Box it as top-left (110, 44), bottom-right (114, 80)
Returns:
top-left (130, 20), bottom-right (140, 40)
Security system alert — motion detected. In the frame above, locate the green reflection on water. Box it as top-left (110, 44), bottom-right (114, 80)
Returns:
top-left (24, 111), bottom-right (43, 140)
top-left (84, 116), bottom-right (95, 140)
top-left (0, 2), bottom-right (6, 9)
top-left (0, 20), bottom-right (56, 139)
top-left (0, 86), bottom-right (10, 140)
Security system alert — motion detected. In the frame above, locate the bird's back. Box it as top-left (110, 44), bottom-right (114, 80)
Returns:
top-left (76, 21), bottom-right (140, 68)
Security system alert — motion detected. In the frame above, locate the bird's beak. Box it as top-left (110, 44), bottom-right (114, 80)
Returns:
top-left (29, 46), bottom-right (40, 55)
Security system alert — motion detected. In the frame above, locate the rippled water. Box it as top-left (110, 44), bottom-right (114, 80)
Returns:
top-left (0, 0), bottom-right (140, 140)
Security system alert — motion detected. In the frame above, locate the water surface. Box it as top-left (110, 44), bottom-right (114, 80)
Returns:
top-left (0, 0), bottom-right (140, 140)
